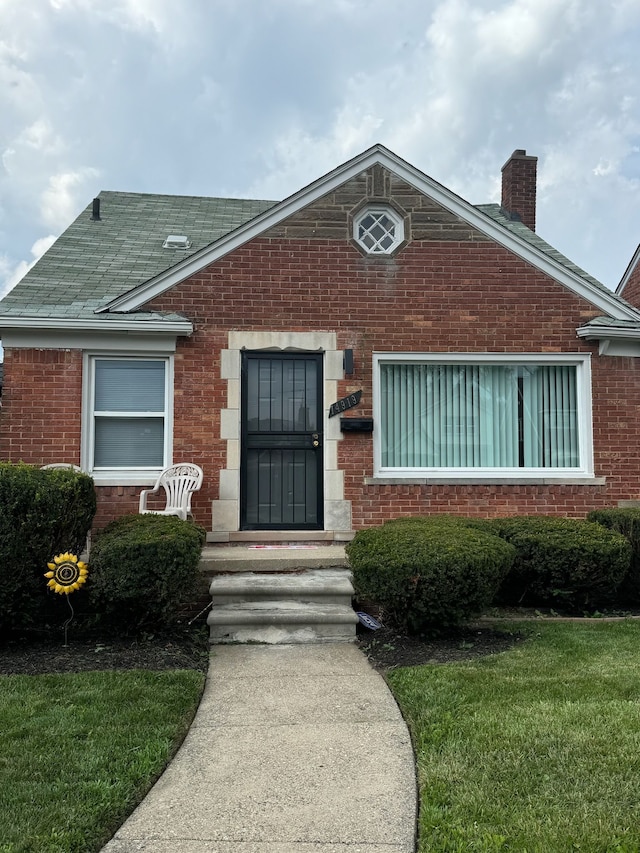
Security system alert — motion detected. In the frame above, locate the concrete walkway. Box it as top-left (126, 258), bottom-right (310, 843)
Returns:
top-left (101, 644), bottom-right (417, 853)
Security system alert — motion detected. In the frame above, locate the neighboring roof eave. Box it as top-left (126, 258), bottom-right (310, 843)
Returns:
top-left (101, 144), bottom-right (640, 322)
top-left (576, 321), bottom-right (640, 341)
top-left (0, 315), bottom-right (194, 335)
top-left (616, 243), bottom-right (640, 295)
top-left (576, 319), bottom-right (640, 357)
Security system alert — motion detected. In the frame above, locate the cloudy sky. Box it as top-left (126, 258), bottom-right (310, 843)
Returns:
top-left (1, 0), bottom-right (640, 301)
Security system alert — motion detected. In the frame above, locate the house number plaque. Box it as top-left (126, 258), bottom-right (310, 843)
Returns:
top-left (329, 390), bottom-right (362, 418)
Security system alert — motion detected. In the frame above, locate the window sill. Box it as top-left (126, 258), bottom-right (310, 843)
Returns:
top-left (365, 476), bottom-right (607, 486)
top-left (89, 471), bottom-right (160, 487)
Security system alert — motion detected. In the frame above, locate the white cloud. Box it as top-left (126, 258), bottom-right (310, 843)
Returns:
top-left (593, 160), bottom-right (615, 178)
top-left (2, 120), bottom-right (63, 178)
top-left (247, 105), bottom-right (385, 201)
top-left (245, 0), bottom-right (640, 286)
top-left (47, 0), bottom-right (209, 52)
top-left (49, 0), bottom-right (162, 32)
top-left (40, 168), bottom-right (99, 230)
top-left (31, 234), bottom-right (57, 257)
top-left (0, 233), bottom-right (55, 299)
top-left (21, 118), bottom-right (62, 153)
top-left (474, 0), bottom-right (589, 62)
top-left (0, 0), bottom-right (639, 297)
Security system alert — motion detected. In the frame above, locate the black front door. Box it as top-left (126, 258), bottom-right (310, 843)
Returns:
top-left (240, 352), bottom-right (323, 530)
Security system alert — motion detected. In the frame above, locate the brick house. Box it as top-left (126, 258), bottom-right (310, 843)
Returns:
top-left (618, 243), bottom-right (640, 309)
top-left (2, 144), bottom-right (640, 542)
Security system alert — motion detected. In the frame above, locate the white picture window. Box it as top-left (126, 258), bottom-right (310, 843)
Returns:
top-left (354, 206), bottom-right (404, 255)
top-left (373, 354), bottom-right (594, 479)
top-left (88, 357), bottom-right (171, 474)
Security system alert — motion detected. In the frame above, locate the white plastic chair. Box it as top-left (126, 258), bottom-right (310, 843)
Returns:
top-left (138, 463), bottom-right (203, 521)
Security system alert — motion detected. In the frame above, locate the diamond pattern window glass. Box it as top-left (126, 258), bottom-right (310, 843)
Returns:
top-left (354, 207), bottom-right (403, 254)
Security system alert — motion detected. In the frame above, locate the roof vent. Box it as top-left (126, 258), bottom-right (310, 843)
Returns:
top-left (162, 234), bottom-right (192, 249)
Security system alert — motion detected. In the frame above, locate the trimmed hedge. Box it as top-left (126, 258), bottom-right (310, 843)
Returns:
top-left (346, 518), bottom-right (515, 636)
top-left (491, 515), bottom-right (631, 610)
top-left (0, 463), bottom-right (96, 633)
top-left (587, 508), bottom-right (640, 604)
top-left (384, 514), bottom-right (498, 535)
top-left (88, 514), bottom-right (205, 632)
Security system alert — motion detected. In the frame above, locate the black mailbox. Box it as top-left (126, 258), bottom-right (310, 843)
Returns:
top-left (340, 417), bottom-right (374, 433)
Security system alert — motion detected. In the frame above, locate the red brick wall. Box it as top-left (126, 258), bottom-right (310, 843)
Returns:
top-left (141, 235), bottom-right (640, 526)
top-left (620, 254), bottom-right (640, 309)
top-left (93, 487), bottom-right (142, 527)
top-left (0, 348), bottom-right (83, 465)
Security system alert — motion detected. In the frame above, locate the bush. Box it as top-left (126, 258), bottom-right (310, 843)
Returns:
top-left (346, 518), bottom-right (515, 636)
top-left (384, 514), bottom-right (498, 535)
top-left (490, 515), bottom-right (631, 610)
top-left (0, 463), bottom-right (96, 633)
top-left (88, 514), bottom-right (205, 633)
top-left (587, 508), bottom-right (640, 604)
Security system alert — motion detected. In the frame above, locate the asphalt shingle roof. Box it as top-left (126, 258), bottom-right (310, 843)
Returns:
top-left (476, 204), bottom-right (611, 294)
top-left (0, 189), bottom-right (632, 324)
top-left (0, 191), bottom-right (276, 319)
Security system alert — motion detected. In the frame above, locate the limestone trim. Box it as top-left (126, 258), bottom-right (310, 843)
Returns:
top-left (211, 331), bottom-right (352, 538)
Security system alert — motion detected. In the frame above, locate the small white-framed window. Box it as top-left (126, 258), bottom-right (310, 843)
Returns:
top-left (373, 353), bottom-right (594, 479)
top-left (353, 206), bottom-right (404, 255)
top-left (84, 355), bottom-right (172, 483)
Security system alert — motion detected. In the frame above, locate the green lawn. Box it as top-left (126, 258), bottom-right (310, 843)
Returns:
top-left (0, 669), bottom-right (204, 853)
top-left (387, 621), bottom-right (640, 853)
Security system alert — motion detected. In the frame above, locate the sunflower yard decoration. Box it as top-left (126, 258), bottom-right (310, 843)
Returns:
top-left (45, 552), bottom-right (89, 646)
top-left (45, 552), bottom-right (88, 594)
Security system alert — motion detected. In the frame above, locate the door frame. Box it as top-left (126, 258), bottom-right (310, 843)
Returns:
top-left (240, 351), bottom-right (324, 530)
top-left (210, 331), bottom-right (353, 539)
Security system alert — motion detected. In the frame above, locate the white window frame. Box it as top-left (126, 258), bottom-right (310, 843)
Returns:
top-left (353, 206), bottom-right (404, 255)
top-left (372, 352), bottom-right (594, 480)
top-left (82, 353), bottom-right (174, 486)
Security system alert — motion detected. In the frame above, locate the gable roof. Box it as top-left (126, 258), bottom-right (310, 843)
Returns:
top-left (99, 145), bottom-right (640, 322)
top-left (0, 193), bottom-right (275, 321)
top-left (476, 205), bottom-right (610, 295)
top-left (1, 144), bottom-right (639, 328)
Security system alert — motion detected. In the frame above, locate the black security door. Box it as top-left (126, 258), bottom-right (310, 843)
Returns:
top-left (241, 353), bottom-right (323, 530)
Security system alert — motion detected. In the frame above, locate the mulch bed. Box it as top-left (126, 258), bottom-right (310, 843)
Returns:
top-left (5, 607), bottom-right (639, 676)
top-left (0, 628), bottom-right (211, 676)
top-left (356, 624), bottom-right (524, 669)
top-left (0, 622), bottom-right (524, 676)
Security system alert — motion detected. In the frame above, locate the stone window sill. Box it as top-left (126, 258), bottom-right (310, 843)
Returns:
top-left (364, 477), bottom-right (607, 486)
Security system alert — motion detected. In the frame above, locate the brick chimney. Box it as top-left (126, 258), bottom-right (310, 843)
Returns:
top-left (501, 149), bottom-right (537, 232)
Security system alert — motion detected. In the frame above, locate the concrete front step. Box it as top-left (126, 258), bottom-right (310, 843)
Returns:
top-left (207, 600), bottom-right (359, 644)
top-left (207, 566), bottom-right (357, 645)
top-left (200, 544), bottom-right (348, 576)
top-left (209, 568), bottom-right (354, 605)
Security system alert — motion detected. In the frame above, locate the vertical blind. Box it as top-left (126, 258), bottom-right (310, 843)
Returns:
top-left (93, 360), bottom-right (166, 468)
top-left (380, 363), bottom-right (579, 469)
